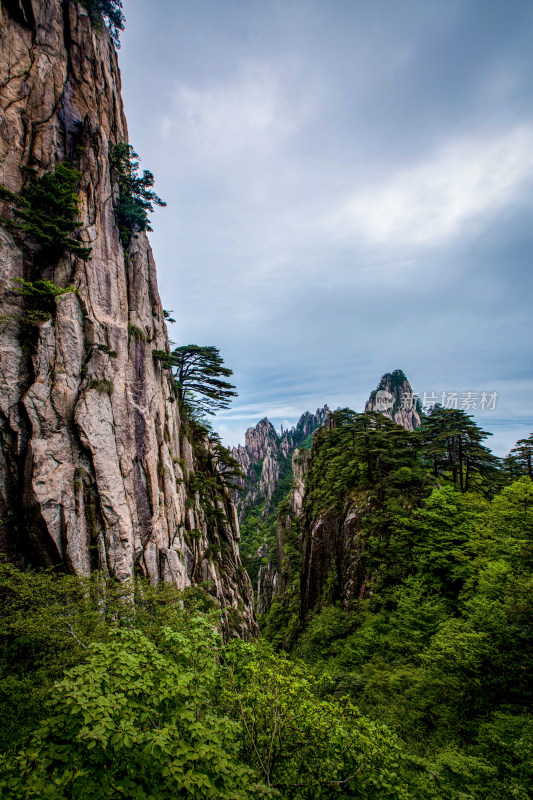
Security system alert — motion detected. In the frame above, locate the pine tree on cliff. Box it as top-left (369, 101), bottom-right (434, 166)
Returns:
top-left (418, 407), bottom-right (500, 493)
top-left (83, 0), bottom-right (125, 46)
top-left (154, 345), bottom-right (238, 416)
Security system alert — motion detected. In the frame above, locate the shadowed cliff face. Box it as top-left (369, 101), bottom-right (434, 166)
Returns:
top-left (0, 0), bottom-right (256, 636)
top-left (257, 447), bottom-right (381, 623)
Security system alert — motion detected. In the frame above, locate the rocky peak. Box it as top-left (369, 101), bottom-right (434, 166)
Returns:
top-left (231, 406), bottom-right (329, 520)
top-left (244, 417), bottom-right (279, 462)
top-left (365, 370), bottom-right (421, 431)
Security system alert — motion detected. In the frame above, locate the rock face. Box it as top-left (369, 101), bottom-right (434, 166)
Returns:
top-left (255, 446), bottom-right (309, 616)
top-left (232, 407), bottom-right (329, 521)
top-left (365, 369), bottom-right (421, 431)
top-left (0, 0), bottom-right (256, 636)
top-left (258, 447), bottom-right (373, 621)
top-left (257, 371), bottom-right (420, 619)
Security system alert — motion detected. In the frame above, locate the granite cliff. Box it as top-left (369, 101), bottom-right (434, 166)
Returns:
top-left (231, 406), bottom-right (329, 521)
top-left (0, 0), bottom-right (256, 635)
top-left (365, 369), bottom-right (421, 431)
top-left (231, 407), bottom-right (328, 599)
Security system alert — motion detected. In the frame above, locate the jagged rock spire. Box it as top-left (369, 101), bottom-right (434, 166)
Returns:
top-left (365, 369), bottom-right (421, 431)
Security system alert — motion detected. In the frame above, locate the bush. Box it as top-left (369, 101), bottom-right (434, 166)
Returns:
top-left (0, 624), bottom-right (257, 799)
top-left (81, 0), bottom-right (125, 46)
top-left (88, 378), bottom-right (114, 394)
top-left (109, 143), bottom-right (165, 247)
top-left (1, 163), bottom-right (91, 268)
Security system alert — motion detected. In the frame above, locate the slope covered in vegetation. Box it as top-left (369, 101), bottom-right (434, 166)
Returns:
top-left (258, 409), bottom-right (533, 799)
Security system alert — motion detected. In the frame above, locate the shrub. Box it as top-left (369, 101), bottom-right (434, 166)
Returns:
top-left (88, 378), bottom-right (114, 394)
top-left (109, 143), bottom-right (165, 247)
top-left (81, 0), bottom-right (125, 46)
top-left (1, 163), bottom-right (91, 268)
top-left (0, 626), bottom-right (257, 799)
top-left (12, 279), bottom-right (78, 320)
top-left (92, 343), bottom-right (117, 357)
top-left (128, 323), bottom-right (147, 342)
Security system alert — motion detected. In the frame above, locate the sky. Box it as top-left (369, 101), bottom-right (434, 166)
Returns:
top-left (118, 0), bottom-right (533, 455)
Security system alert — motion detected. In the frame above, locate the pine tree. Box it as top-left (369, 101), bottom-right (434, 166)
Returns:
top-left (418, 407), bottom-right (500, 493)
top-left (153, 344), bottom-right (237, 416)
top-left (82, 0), bottom-right (125, 46)
top-left (0, 163), bottom-right (91, 268)
top-left (509, 433), bottom-right (533, 479)
top-left (109, 143), bottom-right (166, 246)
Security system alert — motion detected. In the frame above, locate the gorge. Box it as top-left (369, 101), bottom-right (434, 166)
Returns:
top-left (0, 3), bottom-right (532, 799)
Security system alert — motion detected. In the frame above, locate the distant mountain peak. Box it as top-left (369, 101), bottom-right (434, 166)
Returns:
top-left (231, 406), bottom-right (329, 520)
top-left (365, 370), bottom-right (421, 431)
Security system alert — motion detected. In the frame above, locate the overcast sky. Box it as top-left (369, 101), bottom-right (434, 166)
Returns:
top-left (119, 0), bottom-right (533, 455)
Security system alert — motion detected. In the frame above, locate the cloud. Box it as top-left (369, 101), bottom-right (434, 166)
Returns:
top-left (328, 126), bottom-right (533, 247)
top-left (161, 60), bottom-right (316, 160)
top-left (216, 401), bottom-right (315, 422)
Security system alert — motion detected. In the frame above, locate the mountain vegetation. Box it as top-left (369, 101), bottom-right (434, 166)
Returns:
top-left (109, 143), bottom-right (166, 246)
top-left (82, 0), bottom-right (125, 46)
top-left (256, 407), bottom-right (533, 799)
top-left (2, 402), bottom-right (530, 798)
top-left (1, 3), bottom-right (530, 798)
top-left (0, 568), bottom-right (409, 799)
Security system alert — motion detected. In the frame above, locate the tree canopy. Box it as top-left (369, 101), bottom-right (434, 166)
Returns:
top-left (508, 433), bottom-right (533, 479)
top-left (153, 344), bottom-right (238, 417)
top-left (109, 143), bottom-right (166, 246)
top-left (418, 406), bottom-right (501, 493)
top-left (82, 0), bottom-right (125, 46)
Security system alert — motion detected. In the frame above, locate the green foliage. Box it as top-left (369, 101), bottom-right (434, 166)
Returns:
top-left (254, 413), bottom-right (533, 799)
top-left (109, 143), bottom-right (166, 246)
top-left (209, 431), bottom-right (245, 490)
top-left (81, 0), bottom-right (125, 46)
top-left (91, 342), bottom-right (117, 357)
top-left (223, 640), bottom-right (409, 798)
top-left (0, 566), bottom-right (413, 799)
top-left (277, 477), bottom-right (533, 799)
top-left (1, 163), bottom-right (91, 267)
top-left (0, 567), bottom-right (224, 755)
top-left (157, 344), bottom-right (238, 417)
top-left (128, 322), bottom-right (147, 341)
top-left (88, 378), bottom-right (114, 394)
top-left (12, 278), bottom-right (78, 320)
top-left (507, 433), bottom-right (533, 479)
top-left (0, 622), bottom-right (255, 799)
top-left (419, 407), bottom-right (501, 494)
top-left (305, 410), bottom-right (428, 517)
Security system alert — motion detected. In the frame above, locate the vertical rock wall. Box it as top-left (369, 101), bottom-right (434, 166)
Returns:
top-left (0, 0), bottom-right (256, 636)
top-left (365, 369), bottom-right (421, 431)
top-left (232, 406), bottom-right (329, 521)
